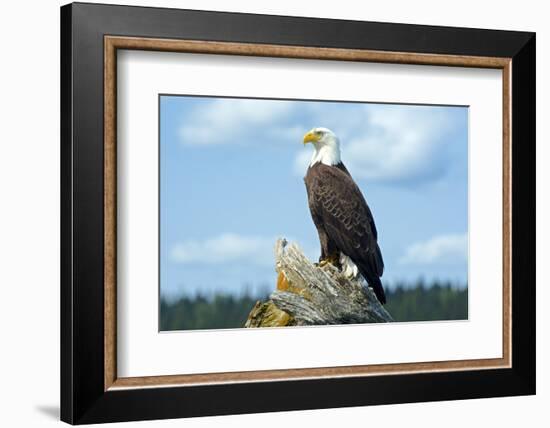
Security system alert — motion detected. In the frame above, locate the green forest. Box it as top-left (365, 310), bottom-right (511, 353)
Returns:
top-left (160, 280), bottom-right (467, 331)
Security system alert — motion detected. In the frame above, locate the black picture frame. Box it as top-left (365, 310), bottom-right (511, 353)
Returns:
top-left (61, 2), bottom-right (535, 424)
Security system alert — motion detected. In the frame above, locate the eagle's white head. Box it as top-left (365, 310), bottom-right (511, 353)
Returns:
top-left (303, 127), bottom-right (341, 167)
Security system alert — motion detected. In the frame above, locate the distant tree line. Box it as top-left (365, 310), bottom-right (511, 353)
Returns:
top-left (384, 280), bottom-right (467, 323)
top-left (160, 279), bottom-right (467, 331)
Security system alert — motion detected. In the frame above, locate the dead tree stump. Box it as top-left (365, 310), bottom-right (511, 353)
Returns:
top-left (245, 238), bottom-right (393, 327)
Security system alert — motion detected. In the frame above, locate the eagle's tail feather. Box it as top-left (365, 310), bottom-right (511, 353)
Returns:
top-left (367, 275), bottom-right (386, 305)
top-left (355, 260), bottom-right (386, 304)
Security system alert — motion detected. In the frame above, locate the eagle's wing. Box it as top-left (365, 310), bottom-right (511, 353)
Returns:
top-left (309, 165), bottom-right (384, 278)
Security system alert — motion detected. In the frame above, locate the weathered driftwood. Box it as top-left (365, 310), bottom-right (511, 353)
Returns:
top-left (245, 238), bottom-right (393, 327)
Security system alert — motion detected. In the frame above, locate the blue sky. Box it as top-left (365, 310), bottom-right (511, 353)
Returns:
top-left (160, 95), bottom-right (468, 299)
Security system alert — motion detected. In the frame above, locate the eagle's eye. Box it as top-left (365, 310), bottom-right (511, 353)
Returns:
top-left (315, 130), bottom-right (323, 136)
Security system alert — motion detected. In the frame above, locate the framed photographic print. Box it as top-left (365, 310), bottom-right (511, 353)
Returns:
top-left (60, 2), bottom-right (535, 424)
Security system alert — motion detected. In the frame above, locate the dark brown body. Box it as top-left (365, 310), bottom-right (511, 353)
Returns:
top-left (304, 162), bottom-right (386, 304)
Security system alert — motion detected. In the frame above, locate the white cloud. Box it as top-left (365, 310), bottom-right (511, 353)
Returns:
top-left (177, 97), bottom-right (465, 184)
top-left (171, 233), bottom-right (321, 268)
top-left (294, 104), bottom-right (464, 184)
top-left (170, 233), bottom-right (276, 266)
top-left (344, 105), bottom-right (460, 183)
top-left (179, 99), bottom-right (296, 145)
top-left (399, 233), bottom-right (468, 265)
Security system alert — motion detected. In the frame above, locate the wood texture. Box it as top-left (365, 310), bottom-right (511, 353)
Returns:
top-left (502, 62), bottom-right (512, 364)
top-left (245, 239), bottom-right (392, 327)
top-left (105, 36), bottom-right (510, 68)
top-left (104, 37), bottom-right (117, 391)
top-left (103, 36), bottom-right (512, 390)
top-left (111, 356), bottom-right (508, 389)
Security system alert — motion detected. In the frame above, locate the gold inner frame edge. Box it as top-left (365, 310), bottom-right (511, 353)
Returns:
top-left (104, 36), bottom-right (512, 391)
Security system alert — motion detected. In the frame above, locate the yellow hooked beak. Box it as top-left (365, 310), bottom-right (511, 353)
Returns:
top-left (303, 131), bottom-right (319, 145)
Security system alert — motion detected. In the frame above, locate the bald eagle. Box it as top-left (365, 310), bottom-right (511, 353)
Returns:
top-left (303, 127), bottom-right (386, 304)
